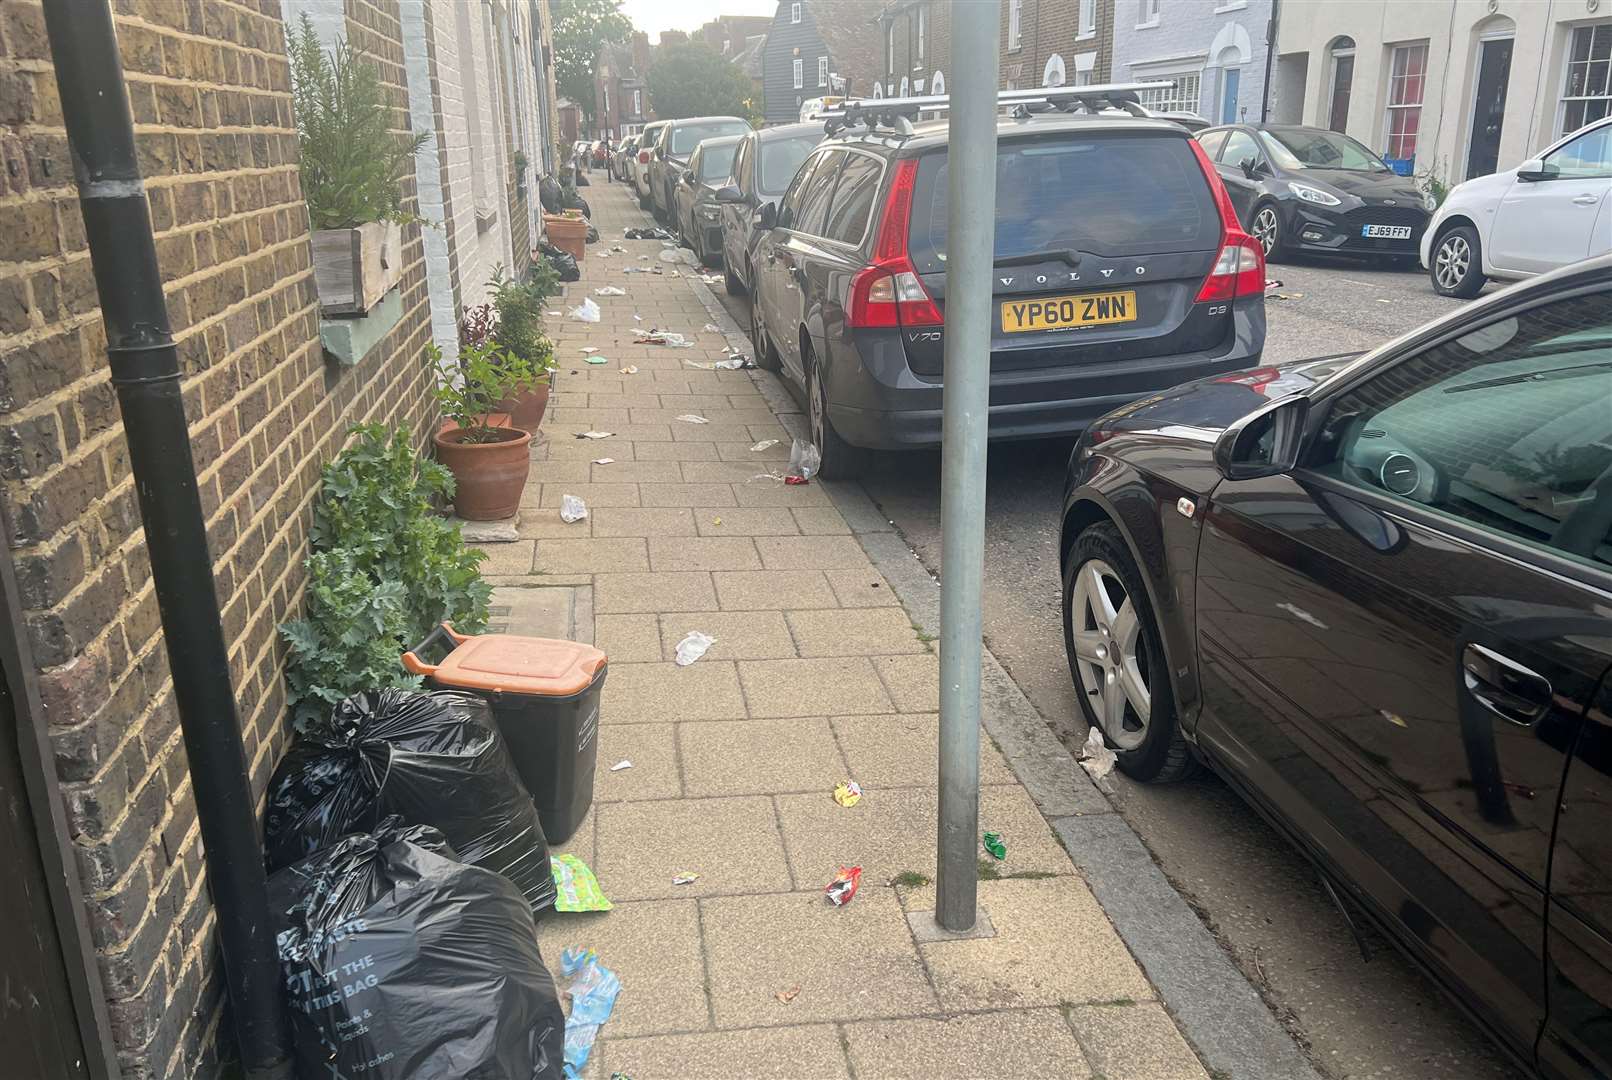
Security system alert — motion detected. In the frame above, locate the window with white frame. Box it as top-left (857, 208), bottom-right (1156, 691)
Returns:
top-left (1561, 23), bottom-right (1612, 136)
top-left (1079, 0), bottom-right (1096, 38)
top-left (1139, 0), bottom-right (1160, 25)
top-left (887, 23), bottom-right (895, 74)
top-left (793, 57), bottom-right (804, 89)
top-left (633, 89), bottom-right (641, 115)
top-left (1136, 71), bottom-right (1200, 114)
top-left (1008, 0), bottom-right (1022, 51)
top-left (818, 55), bottom-right (829, 86)
top-left (918, 5), bottom-right (927, 61)
top-left (791, 2), bottom-right (801, 23)
top-left (1384, 42), bottom-right (1428, 161)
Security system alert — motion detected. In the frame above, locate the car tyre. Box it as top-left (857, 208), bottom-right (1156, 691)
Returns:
top-left (750, 294), bottom-right (780, 371)
top-left (1064, 522), bottom-right (1197, 783)
top-left (638, 188), bottom-right (651, 211)
top-left (1430, 224), bottom-right (1486, 299)
top-left (1250, 201), bottom-right (1286, 262)
top-left (804, 342), bottom-right (865, 480)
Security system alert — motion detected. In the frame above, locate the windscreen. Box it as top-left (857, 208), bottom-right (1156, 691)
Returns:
top-left (1262, 129), bottom-right (1390, 171)
top-left (671, 121), bottom-right (750, 156)
top-left (907, 132), bottom-right (1221, 273)
top-left (759, 136), bottom-right (820, 195)
top-left (699, 143), bottom-right (738, 182)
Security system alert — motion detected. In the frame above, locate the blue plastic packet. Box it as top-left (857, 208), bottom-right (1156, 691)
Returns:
top-left (560, 947), bottom-right (622, 1078)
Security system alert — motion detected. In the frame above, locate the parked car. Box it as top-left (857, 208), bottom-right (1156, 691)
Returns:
top-left (1196, 123), bottom-right (1433, 266)
top-left (1151, 110), bottom-right (1211, 132)
top-left (1423, 115), bottom-right (1612, 299)
top-left (613, 136), bottom-right (639, 182)
top-left (715, 122), bottom-right (827, 295)
top-left (632, 120), bottom-right (669, 207)
top-left (1059, 252), bottom-right (1612, 1080)
top-left (747, 108), bottom-right (1266, 478)
top-left (672, 134), bottom-right (742, 266)
top-left (649, 115), bottom-right (750, 223)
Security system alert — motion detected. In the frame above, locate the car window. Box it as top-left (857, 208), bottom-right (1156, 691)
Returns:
top-left (759, 135), bottom-right (822, 195)
top-left (1196, 129), bottom-right (1230, 160)
top-left (700, 142), bottom-right (738, 182)
top-left (821, 152), bottom-right (882, 245)
top-left (1263, 128), bottom-right (1390, 171)
top-left (1545, 125), bottom-right (1612, 179)
top-left (671, 120), bottom-right (750, 156)
top-left (793, 149), bottom-right (844, 236)
top-left (1311, 290), bottom-right (1612, 572)
top-left (908, 133), bottom-right (1220, 270)
top-left (1220, 130), bottom-right (1261, 169)
top-left (778, 150), bottom-right (828, 228)
top-left (733, 136), bottom-right (752, 193)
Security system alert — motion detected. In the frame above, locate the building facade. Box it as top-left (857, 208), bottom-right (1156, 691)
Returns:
top-left (1273, 0), bottom-right (1612, 182)
top-left (998, 0), bottom-right (1114, 94)
top-left (594, 32), bottom-right (654, 141)
top-left (877, 0), bottom-right (952, 98)
top-left (760, 0), bottom-right (883, 123)
top-left (1110, 0), bottom-right (1273, 123)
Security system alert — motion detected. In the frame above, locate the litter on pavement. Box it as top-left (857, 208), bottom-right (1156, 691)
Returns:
top-left (703, 323), bottom-right (723, 332)
top-left (595, 285), bottom-right (626, 296)
top-left (610, 759), bottom-right (633, 771)
top-left (620, 365), bottom-right (639, 374)
top-left (591, 458), bottom-right (614, 465)
top-left (674, 414), bottom-right (711, 424)
top-left (785, 439), bottom-right (820, 484)
top-left (575, 431), bottom-right (615, 439)
top-left (568, 298), bottom-right (601, 322)
top-left (559, 495), bottom-right (587, 523)
top-left (983, 831), bottom-right (1007, 860)
top-left (1078, 726), bottom-right (1118, 780)
top-left (751, 439), bottom-right (780, 452)
top-left (550, 854), bottom-right (612, 913)
top-left (579, 346), bottom-right (599, 354)
top-left (832, 781), bottom-right (862, 808)
top-left (559, 948), bottom-right (620, 1078)
top-left (775, 985), bottom-right (802, 1004)
top-left (674, 630), bottom-right (715, 666)
top-left (825, 866), bottom-right (862, 906)
top-left (623, 226), bottom-right (674, 240)
top-left (584, 356), bottom-right (608, 364)
top-left (658, 247), bottom-right (699, 266)
top-left (672, 872), bottom-right (699, 885)
top-left (636, 329), bottom-right (694, 347)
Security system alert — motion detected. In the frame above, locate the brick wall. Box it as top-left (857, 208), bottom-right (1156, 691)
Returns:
top-left (1001, 0), bottom-right (1114, 90)
top-left (0, 0), bottom-right (437, 1073)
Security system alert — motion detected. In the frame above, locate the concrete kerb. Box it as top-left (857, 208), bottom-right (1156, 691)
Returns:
top-left (686, 275), bottom-right (1319, 1080)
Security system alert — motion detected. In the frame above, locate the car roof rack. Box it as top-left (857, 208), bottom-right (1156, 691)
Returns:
top-left (820, 82), bottom-right (1175, 135)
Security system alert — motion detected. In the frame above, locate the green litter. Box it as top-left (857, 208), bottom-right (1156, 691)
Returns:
top-left (983, 831), bottom-right (1006, 860)
top-left (551, 853), bottom-right (612, 912)
top-left (584, 356), bottom-right (609, 365)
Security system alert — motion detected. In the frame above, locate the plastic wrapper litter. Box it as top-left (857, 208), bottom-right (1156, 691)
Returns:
top-left (269, 820), bottom-right (565, 1080)
top-left (264, 689), bottom-right (557, 913)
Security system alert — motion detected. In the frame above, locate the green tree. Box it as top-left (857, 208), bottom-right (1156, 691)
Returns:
top-left (552, 0), bottom-right (632, 123)
top-left (648, 41), bottom-right (758, 123)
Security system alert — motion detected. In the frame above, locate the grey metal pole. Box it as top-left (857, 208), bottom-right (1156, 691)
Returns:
top-left (936, 0), bottom-right (1000, 932)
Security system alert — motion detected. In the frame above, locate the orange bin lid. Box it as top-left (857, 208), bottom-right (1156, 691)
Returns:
top-left (427, 634), bottom-right (607, 696)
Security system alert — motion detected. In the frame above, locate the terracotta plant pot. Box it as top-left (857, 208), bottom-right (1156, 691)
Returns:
top-left (434, 426), bottom-right (532, 520)
top-left (494, 379), bottom-right (551, 432)
top-left (543, 214), bottom-right (587, 260)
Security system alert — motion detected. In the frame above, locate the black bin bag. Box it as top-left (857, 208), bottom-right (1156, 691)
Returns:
top-left (269, 820), bottom-right (565, 1079)
top-left (265, 689), bottom-right (557, 913)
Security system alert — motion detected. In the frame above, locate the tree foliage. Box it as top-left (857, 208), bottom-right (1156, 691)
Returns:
top-left (552, 0), bottom-right (632, 122)
top-left (648, 42), bottom-right (759, 123)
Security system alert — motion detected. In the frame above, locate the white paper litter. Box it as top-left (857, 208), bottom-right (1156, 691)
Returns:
top-left (576, 431), bottom-right (615, 439)
top-left (592, 457), bottom-right (615, 465)
top-left (703, 323), bottom-right (723, 332)
top-left (674, 631), bottom-right (715, 666)
top-left (750, 439), bottom-right (780, 452)
top-left (569, 297), bottom-right (601, 322)
top-left (579, 346), bottom-right (599, 354)
top-left (1078, 726), bottom-right (1118, 780)
top-left (610, 760), bottom-right (633, 771)
top-left (559, 494), bottom-right (588, 523)
top-left (633, 314), bottom-right (643, 321)
top-left (674, 414), bottom-right (711, 424)
top-left (547, 310), bottom-right (561, 316)
top-left (658, 247), bottom-right (699, 265)
top-left (620, 365), bottom-right (639, 374)
top-left (595, 285), bottom-right (626, 296)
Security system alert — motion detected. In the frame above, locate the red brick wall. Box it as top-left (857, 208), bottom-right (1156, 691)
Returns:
top-left (1001, 0), bottom-right (1114, 90)
top-left (0, 0), bottom-right (437, 1072)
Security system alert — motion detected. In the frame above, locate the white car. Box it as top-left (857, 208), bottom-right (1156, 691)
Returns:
top-left (1422, 116), bottom-right (1612, 298)
top-left (632, 120), bottom-right (669, 210)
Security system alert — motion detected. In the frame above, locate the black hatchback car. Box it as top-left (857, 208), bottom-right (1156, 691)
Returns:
top-left (749, 105), bottom-right (1268, 477)
top-left (1197, 123), bottom-right (1434, 265)
top-left (1060, 254), bottom-right (1612, 1078)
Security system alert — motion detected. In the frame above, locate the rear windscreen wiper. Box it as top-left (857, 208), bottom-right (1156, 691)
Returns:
top-left (994, 248), bottom-right (1083, 268)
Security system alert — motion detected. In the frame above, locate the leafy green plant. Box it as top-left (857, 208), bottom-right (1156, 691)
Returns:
top-left (281, 425), bottom-right (491, 727)
top-left (487, 266), bottom-right (557, 377)
top-left (288, 15), bottom-right (430, 229)
top-left (433, 342), bottom-right (538, 442)
top-left (1415, 156), bottom-right (1452, 209)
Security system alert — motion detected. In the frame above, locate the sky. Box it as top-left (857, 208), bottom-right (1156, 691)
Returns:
top-left (617, 0), bottom-right (778, 44)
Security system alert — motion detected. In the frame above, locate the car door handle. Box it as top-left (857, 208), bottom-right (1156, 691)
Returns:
top-left (1573, 194), bottom-right (1602, 205)
top-left (1462, 643), bottom-right (1552, 726)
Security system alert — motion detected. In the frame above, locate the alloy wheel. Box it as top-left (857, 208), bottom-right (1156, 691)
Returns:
top-left (1252, 207), bottom-right (1279, 257)
top-left (807, 353), bottom-right (827, 456)
top-left (1069, 559), bottom-right (1152, 750)
top-left (1435, 235), bottom-right (1470, 291)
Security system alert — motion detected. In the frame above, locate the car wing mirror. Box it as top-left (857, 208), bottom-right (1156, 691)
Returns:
top-left (758, 201), bottom-right (778, 230)
top-left (1516, 158), bottom-right (1556, 182)
top-left (715, 184), bottom-right (743, 203)
top-left (1213, 394), bottom-right (1310, 481)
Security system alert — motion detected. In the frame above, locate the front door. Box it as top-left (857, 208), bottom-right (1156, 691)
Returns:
top-left (1465, 37), bottom-right (1513, 179)
top-left (1328, 53), bottom-right (1354, 132)
top-left (1195, 283), bottom-right (1612, 1067)
top-left (1220, 67), bottom-right (1241, 125)
top-left (1, 668), bottom-right (92, 1079)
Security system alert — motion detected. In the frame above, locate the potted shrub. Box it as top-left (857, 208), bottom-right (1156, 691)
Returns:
top-left (289, 16), bottom-right (429, 315)
top-left (460, 262), bottom-right (560, 431)
top-left (432, 342), bottom-right (539, 520)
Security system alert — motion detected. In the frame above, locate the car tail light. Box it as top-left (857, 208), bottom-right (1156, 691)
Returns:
top-left (1188, 139), bottom-right (1266, 303)
top-left (638, 149), bottom-right (650, 164)
top-left (847, 159), bottom-right (943, 328)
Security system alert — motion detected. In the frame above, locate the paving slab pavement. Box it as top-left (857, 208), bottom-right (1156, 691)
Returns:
top-left (509, 177), bottom-right (1312, 1079)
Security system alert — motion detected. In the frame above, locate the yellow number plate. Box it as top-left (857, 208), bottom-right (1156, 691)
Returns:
top-left (1001, 290), bottom-right (1138, 333)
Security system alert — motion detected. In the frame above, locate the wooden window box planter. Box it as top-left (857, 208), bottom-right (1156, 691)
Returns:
top-left (311, 220), bottom-right (404, 316)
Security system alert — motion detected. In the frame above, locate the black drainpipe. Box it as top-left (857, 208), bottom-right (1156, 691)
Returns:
top-left (1261, 0), bottom-right (1281, 123)
top-left (39, 2), bottom-right (291, 1075)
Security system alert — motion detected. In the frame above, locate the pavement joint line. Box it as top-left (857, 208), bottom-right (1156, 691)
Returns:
top-left (770, 791), bottom-right (802, 891)
top-left (692, 895), bottom-right (720, 1031)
